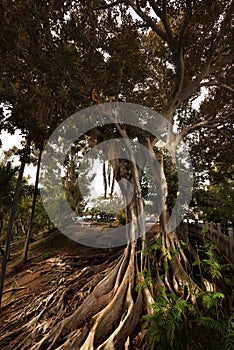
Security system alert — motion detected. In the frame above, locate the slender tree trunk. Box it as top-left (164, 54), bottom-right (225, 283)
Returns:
top-left (23, 146), bottom-right (43, 264)
top-left (0, 143), bottom-right (30, 307)
top-left (102, 162), bottom-right (107, 199)
top-left (110, 173), bottom-right (115, 197)
top-left (0, 247), bottom-right (4, 257)
top-left (19, 218), bottom-right (27, 237)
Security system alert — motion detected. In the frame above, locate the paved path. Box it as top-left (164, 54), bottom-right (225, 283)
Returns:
top-left (63, 221), bottom-right (155, 248)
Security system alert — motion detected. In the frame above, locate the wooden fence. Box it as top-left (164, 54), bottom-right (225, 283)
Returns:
top-left (180, 221), bottom-right (234, 263)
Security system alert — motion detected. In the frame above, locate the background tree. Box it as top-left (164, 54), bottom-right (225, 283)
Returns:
top-left (62, 141), bottom-right (94, 216)
top-left (0, 0), bottom-right (115, 283)
top-left (0, 160), bottom-right (18, 242)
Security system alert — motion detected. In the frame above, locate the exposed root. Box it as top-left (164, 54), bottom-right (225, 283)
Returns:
top-left (0, 228), bottom-right (231, 350)
top-left (164, 232), bottom-right (200, 302)
top-left (0, 252), bottom-right (122, 350)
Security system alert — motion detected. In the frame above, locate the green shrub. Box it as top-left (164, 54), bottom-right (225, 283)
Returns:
top-left (116, 209), bottom-right (126, 225)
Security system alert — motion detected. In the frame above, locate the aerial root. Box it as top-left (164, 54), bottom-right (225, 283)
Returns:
top-left (162, 232), bottom-right (201, 302)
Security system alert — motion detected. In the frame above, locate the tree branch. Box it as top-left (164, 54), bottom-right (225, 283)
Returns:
top-left (177, 49), bottom-right (233, 107)
top-left (129, 1), bottom-right (170, 44)
top-left (207, 51), bottom-right (234, 75)
top-left (166, 44), bottom-right (185, 110)
top-left (200, 81), bottom-right (234, 94)
top-left (178, 0), bottom-right (192, 39)
top-left (161, 1), bottom-right (192, 120)
top-left (94, 1), bottom-right (171, 43)
top-left (148, 0), bottom-right (174, 42)
top-left (161, 0), bottom-right (174, 40)
top-left (92, 0), bottom-right (126, 10)
top-left (179, 120), bottom-right (215, 139)
top-left (210, 0), bottom-right (234, 54)
top-left (163, 1), bottom-right (233, 119)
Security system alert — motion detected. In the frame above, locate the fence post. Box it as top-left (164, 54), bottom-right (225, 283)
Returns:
top-left (209, 222), bottom-right (214, 232)
top-left (204, 221), bottom-right (209, 238)
top-left (209, 222), bottom-right (214, 241)
top-left (216, 223), bottom-right (221, 245)
top-left (228, 227), bottom-right (234, 263)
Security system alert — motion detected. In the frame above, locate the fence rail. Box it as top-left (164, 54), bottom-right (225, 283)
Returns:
top-left (180, 221), bottom-right (234, 263)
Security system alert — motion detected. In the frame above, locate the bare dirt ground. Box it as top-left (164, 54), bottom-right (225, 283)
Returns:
top-left (0, 223), bottom-right (157, 350)
top-left (1, 227), bottom-right (125, 310)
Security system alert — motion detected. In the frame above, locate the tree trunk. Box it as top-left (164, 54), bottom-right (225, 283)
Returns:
top-left (0, 136), bottom-right (226, 348)
top-left (102, 162), bottom-right (107, 199)
top-left (23, 146), bottom-right (43, 264)
top-left (0, 127), bottom-right (221, 347)
top-left (158, 152), bottom-right (169, 233)
top-left (0, 247), bottom-right (4, 257)
top-left (0, 142), bottom-right (30, 307)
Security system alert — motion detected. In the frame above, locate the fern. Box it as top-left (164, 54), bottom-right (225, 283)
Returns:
top-left (199, 291), bottom-right (225, 309)
top-left (143, 294), bottom-right (191, 349)
top-left (142, 237), bottom-right (233, 349)
top-left (222, 335), bottom-right (234, 350)
top-left (223, 314), bottom-right (234, 350)
top-left (202, 259), bottom-right (223, 279)
top-left (198, 316), bottom-right (225, 334)
top-left (142, 313), bottom-right (165, 348)
top-left (166, 315), bottom-right (177, 346)
top-left (149, 237), bottom-right (163, 251)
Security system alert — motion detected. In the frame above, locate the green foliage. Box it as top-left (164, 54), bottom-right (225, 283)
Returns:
top-left (193, 240), bottom-right (230, 284)
top-left (135, 269), bottom-right (152, 291)
top-left (0, 161), bottom-right (18, 237)
top-left (144, 290), bottom-right (233, 350)
top-left (202, 259), bottom-right (223, 279)
top-left (143, 294), bottom-right (191, 349)
top-left (202, 225), bottom-right (208, 234)
top-left (63, 144), bottom-right (89, 216)
top-left (139, 237), bottom-right (163, 256)
top-left (222, 314), bottom-right (234, 350)
top-left (116, 209), bottom-right (126, 225)
top-left (87, 203), bottom-right (117, 223)
top-left (15, 190), bottom-right (52, 237)
top-left (193, 180), bottom-right (234, 224)
top-left (199, 291), bottom-right (225, 309)
top-left (143, 239), bottom-right (233, 349)
top-left (0, 161), bottom-right (18, 204)
top-left (0, 162), bottom-right (52, 241)
top-left (162, 247), bottom-right (172, 260)
top-left (148, 237), bottom-right (163, 252)
top-left (0, 160), bottom-right (51, 241)
top-left (202, 240), bottom-right (229, 281)
top-left (198, 316), bottom-right (225, 334)
top-left (41, 250), bottom-right (51, 260)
